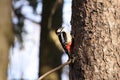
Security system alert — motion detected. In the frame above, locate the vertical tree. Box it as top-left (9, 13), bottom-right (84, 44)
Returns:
top-left (39, 0), bottom-right (63, 79)
top-left (0, 0), bottom-right (14, 80)
top-left (70, 0), bottom-right (120, 80)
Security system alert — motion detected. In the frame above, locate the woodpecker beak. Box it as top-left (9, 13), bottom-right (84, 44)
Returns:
top-left (56, 27), bottom-right (64, 35)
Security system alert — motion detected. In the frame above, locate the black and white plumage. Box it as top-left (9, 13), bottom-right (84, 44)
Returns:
top-left (56, 27), bottom-right (72, 57)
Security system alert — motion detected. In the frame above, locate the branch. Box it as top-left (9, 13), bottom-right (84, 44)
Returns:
top-left (38, 60), bottom-right (71, 80)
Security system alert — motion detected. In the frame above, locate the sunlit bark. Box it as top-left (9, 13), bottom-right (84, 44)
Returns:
top-left (0, 0), bottom-right (14, 80)
top-left (70, 0), bottom-right (120, 80)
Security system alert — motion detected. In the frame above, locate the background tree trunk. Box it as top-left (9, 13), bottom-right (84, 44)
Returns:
top-left (0, 0), bottom-right (14, 80)
top-left (70, 0), bottom-right (120, 80)
top-left (39, 0), bottom-right (63, 80)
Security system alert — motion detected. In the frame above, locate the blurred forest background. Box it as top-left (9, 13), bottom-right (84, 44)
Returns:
top-left (0, 0), bottom-right (71, 80)
top-left (1, 0), bottom-right (120, 80)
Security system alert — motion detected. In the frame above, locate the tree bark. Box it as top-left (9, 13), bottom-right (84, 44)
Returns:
top-left (39, 0), bottom-right (63, 80)
top-left (70, 0), bottom-right (120, 80)
top-left (0, 0), bottom-right (14, 80)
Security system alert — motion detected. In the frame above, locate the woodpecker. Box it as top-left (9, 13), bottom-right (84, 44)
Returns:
top-left (56, 27), bottom-right (72, 57)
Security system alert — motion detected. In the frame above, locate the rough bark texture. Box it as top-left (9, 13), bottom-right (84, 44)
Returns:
top-left (70, 0), bottom-right (120, 80)
top-left (0, 0), bottom-right (14, 80)
top-left (39, 0), bottom-right (63, 80)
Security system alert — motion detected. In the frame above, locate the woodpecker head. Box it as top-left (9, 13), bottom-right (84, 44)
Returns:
top-left (56, 27), bottom-right (72, 56)
top-left (56, 27), bottom-right (64, 35)
top-left (56, 27), bottom-right (72, 44)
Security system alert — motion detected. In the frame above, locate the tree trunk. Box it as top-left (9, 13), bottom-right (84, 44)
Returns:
top-left (39, 0), bottom-right (63, 80)
top-left (0, 0), bottom-right (14, 80)
top-left (70, 0), bottom-right (120, 80)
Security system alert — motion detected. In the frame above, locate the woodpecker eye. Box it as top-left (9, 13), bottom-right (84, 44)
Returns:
top-left (56, 31), bottom-right (61, 35)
